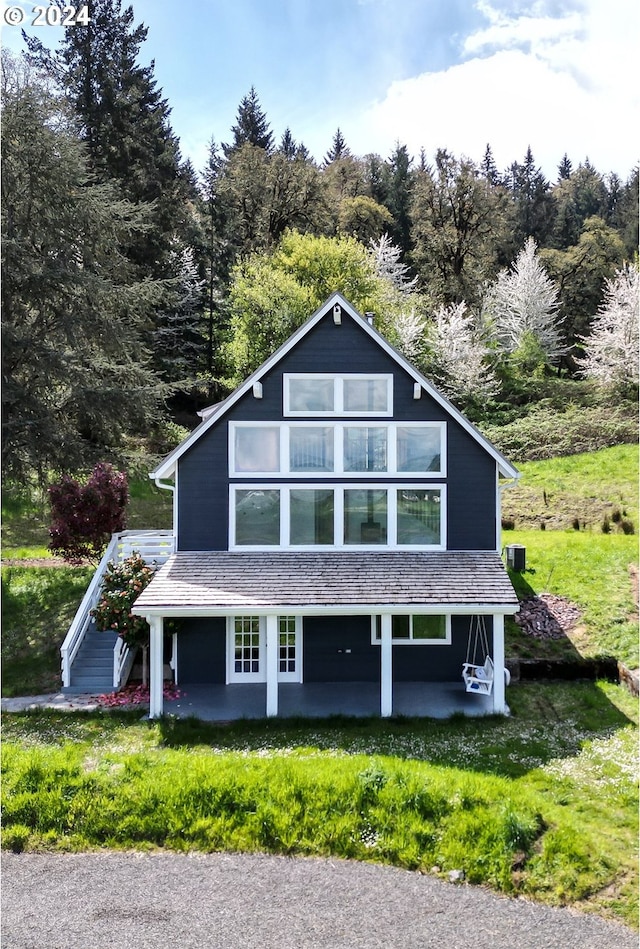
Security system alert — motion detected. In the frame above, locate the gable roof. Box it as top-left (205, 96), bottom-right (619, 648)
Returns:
top-left (151, 293), bottom-right (519, 480)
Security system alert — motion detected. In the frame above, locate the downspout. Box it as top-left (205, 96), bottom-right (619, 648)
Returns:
top-left (153, 475), bottom-right (177, 550)
top-left (497, 473), bottom-right (520, 553)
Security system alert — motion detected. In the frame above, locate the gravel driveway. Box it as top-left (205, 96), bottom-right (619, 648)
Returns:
top-left (2, 851), bottom-right (636, 949)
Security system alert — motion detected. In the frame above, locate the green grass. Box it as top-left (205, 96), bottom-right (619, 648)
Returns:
top-left (504, 530), bottom-right (638, 666)
top-left (1, 567), bottom-right (93, 696)
top-left (2, 681), bottom-right (637, 927)
top-left (504, 445), bottom-right (638, 531)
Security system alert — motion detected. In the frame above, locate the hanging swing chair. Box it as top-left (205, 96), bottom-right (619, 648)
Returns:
top-left (462, 615), bottom-right (495, 695)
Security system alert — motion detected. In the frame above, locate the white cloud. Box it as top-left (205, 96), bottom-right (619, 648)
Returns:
top-left (351, 0), bottom-right (639, 177)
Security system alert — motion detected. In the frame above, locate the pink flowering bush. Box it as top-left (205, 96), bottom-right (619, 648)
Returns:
top-left (91, 553), bottom-right (155, 648)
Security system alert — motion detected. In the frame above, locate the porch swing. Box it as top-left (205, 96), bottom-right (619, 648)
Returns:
top-left (462, 615), bottom-right (494, 695)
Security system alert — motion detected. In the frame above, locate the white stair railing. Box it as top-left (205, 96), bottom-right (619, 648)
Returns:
top-left (60, 530), bottom-right (175, 690)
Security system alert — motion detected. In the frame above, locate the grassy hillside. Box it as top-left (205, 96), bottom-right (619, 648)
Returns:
top-left (503, 445), bottom-right (638, 532)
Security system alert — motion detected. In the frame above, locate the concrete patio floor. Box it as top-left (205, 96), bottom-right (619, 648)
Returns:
top-left (163, 681), bottom-right (500, 721)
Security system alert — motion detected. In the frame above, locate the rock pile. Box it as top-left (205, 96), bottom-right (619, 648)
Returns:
top-left (514, 593), bottom-right (582, 639)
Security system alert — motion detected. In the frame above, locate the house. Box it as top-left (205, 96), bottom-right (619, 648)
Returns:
top-left (129, 293), bottom-right (520, 719)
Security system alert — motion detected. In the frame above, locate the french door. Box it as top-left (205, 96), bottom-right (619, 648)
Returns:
top-left (227, 616), bottom-right (302, 683)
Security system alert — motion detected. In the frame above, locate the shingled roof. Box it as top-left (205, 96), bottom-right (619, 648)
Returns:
top-left (132, 551), bottom-right (519, 615)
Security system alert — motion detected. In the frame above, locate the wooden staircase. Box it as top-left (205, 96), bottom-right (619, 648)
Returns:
top-left (62, 622), bottom-right (119, 695)
top-left (60, 530), bottom-right (174, 695)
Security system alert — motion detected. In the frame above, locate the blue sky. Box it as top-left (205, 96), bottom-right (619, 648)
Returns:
top-left (3, 0), bottom-right (638, 178)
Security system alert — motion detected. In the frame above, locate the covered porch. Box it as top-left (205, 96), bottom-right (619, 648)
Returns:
top-left (132, 550), bottom-right (519, 721)
top-left (162, 680), bottom-right (497, 721)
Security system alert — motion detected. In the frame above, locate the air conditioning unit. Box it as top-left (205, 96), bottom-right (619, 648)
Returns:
top-left (505, 544), bottom-right (526, 571)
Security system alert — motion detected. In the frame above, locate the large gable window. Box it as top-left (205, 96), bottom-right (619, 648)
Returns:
top-left (397, 426), bottom-right (441, 473)
top-left (284, 374), bottom-right (393, 417)
top-left (231, 484), bottom-right (445, 550)
top-left (229, 422), bottom-right (444, 477)
top-left (234, 489), bottom-right (280, 546)
top-left (233, 426), bottom-right (280, 473)
top-left (289, 427), bottom-right (334, 472)
top-left (290, 489), bottom-right (334, 545)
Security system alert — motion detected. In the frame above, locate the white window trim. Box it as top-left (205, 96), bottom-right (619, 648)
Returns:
top-left (283, 373), bottom-right (394, 417)
top-left (371, 614), bottom-right (452, 645)
top-left (229, 483), bottom-right (447, 551)
top-left (226, 615), bottom-right (303, 683)
top-left (277, 615), bottom-right (303, 683)
top-left (229, 421), bottom-right (446, 478)
top-left (226, 616), bottom-right (266, 683)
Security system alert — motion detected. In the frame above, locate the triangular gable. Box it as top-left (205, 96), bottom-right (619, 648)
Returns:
top-left (151, 293), bottom-right (519, 480)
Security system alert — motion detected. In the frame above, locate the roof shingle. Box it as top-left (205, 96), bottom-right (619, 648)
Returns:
top-left (132, 551), bottom-right (519, 613)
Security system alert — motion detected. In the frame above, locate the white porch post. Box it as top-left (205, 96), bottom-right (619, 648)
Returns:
top-left (492, 614), bottom-right (506, 714)
top-left (380, 613), bottom-right (393, 718)
top-left (266, 614), bottom-right (279, 717)
top-left (148, 616), bottom-right (164, 719)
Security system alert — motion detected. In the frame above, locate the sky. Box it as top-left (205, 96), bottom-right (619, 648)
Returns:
top-left (2, 0), bottom-right (638, 180)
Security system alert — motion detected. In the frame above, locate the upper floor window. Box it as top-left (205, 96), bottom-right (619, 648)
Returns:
top-left (229, 421), bottom-right (446, 478)
top-left (229, 483), bottom-right (446, 550)
top-left (284, 374), bottom-right (393, 417)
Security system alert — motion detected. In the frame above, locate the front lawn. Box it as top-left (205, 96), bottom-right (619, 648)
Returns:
top-left (2, 681), bottom-right (637, 928)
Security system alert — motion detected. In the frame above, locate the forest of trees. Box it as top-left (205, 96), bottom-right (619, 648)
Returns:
top-left (1, 0), bottom-right (638, 483)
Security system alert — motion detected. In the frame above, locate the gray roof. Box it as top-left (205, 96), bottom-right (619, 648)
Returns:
top-left (132, 550), bottom-right (519, 614)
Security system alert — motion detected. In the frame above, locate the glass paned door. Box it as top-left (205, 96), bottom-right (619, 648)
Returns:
top-left (228, 617), bottom-right (266, 682)
top-left (278, 616), bottom-right (302, 682)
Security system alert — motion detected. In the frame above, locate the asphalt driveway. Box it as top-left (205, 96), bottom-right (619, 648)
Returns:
top-left (1, 851), bottom-right (636, 949)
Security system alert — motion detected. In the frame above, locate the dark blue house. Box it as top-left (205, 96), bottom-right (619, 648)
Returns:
top-left (133, 293), bottom-right (519, 718)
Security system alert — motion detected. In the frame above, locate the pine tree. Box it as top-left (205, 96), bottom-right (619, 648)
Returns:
top-left (324, 128), bottom-right (350, 164)
top-left (558, 154), bottom-right (573, 181)
top-left (224, 86), bottom-right (274, 155)
top-left (481, 144), bottom-right (500, 186)
top-left (505, 147), bottom-right (556, 248)
top-left (280, 127), bottom-right (297, 159)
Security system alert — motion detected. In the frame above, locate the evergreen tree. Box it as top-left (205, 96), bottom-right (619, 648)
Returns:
top-left (324, 128), bottom-right (350, 164)
top-left (1, 54), bottom-right (165, 482)
top-left (280, 127), bottom-right (297, 159)
top-left (224, 86), bottom-right (274, 155)
top-left (23, 0), bottom-right (201, 388)
top-left (200, 137), bottom-right (232, 384)
top-left (480, 144), bottom-right (500, 186)
top-left (383, 143), bottom-right (414, 254)
top-left (558, 154), bottom-right (573, 181)
top-left (504, 147), bottom-right (556, 249)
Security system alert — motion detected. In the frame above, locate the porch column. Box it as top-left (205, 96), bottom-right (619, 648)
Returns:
top-left (265, 614), bottom-right (279, 717)
top-left (148, 615), bottom-right (164, 719)
top-left (492, 614), bottom-right (506, 714)
top-left (380, 613), bottom-right (393, 717)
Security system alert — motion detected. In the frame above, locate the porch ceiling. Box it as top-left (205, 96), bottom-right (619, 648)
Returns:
top-left (132, 550), bottom-right (519, 616)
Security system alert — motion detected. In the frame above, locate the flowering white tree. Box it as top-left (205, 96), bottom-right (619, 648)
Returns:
top-left (485, 237), bottom-right (564, 366)
top-left (578, 264), bottom-right (639, 388)
top-left (423, 301), bottom-right (498, 407)
top-left (369, 233), bottom-right (418, 293)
